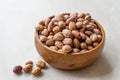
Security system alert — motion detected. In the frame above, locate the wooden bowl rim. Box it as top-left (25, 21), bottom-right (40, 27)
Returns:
top-left (35, 20), bottom-right (105, 56)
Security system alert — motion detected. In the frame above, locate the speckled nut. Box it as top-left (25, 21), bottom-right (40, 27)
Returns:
top-left (80, 42), bottom-right (87, 49)
top-left (23, 64), bottom-right (32, 73)
top-left (62, 45), bottom-right (72, 53)
top-left (53, 32), bottom-right (64, 41)
top-left (39, 35), bottom-right (47, 42)
top-left (85, 15), bottom-right (91, 21)
top-left (72, 30), bottom-right (80, 39)
top-left (85, 31), bottom-right (92, 36)
top-left (77, 18), bottom-right (84, 22)
top-left (55, 14), bottom-right (64, 21)
top-left (62, 29), bottom-right (72, 38)
top-left (36, 61), bottom-right (46, 69)
top-left (45, 18), bottom-right (51, 27)
top-left (63, 38), bottom-right (73, 46)
top-left (31, 67), bottom-right (41, 76)
top-left (52, 26), bottom-right (61, 33)
top-left (76, 22), bottom-right (83, 29)
top-left (83, 20), bottom-right (89, 25)
top-left (80, 27), bottom-right (86, 33)
top-left (64, 15), bottom-right (69, 21)
top-left (70, 12), bottom-right (78, 18)
top-left (93, 42), bottom-right (99, 47)
top-left (93, 28), bottom-right (100, 34)
top-left (35, 25), bottom-right (44, 31)
top-left (25, 60), bottom-right (33, 65)
top-left (73, 39), bottom-right (80, 48)
top-left (80, 32), bottom-right (86, 40)
top-left (48, 21), bottom-right (54, 31)
top-left (88, 46), bottom-right (93, 50)
top-left (86, 25), bottom-right (94, 30)
top-left (69, 22), bottom-right (76, 30)
top-left (46, 39), bottom-right (54, 46)
top-left (13, 65), bottom-right (22, 74)
top-left (50, 46), bottom-right (58, 50)
top-left (97, 35), bottom-right (102, 42)
top-left (41, 29), bottom-right (49, 36)
top-left (47, 35), bottom-right (54, 40)
top-left (66, 18), bottom-right (76, 24)
top-left (39, 20), bottom-right (45, 26)
top-left (58, 21), bottom-right (66, 29)
top-left (55, 41), bottom-right (63, 49)
top-left (73, 48), bottom-right (80, 53)
top-left (78, 13), bottom-right (85, 18)
top-left (90, 34), bottom-right (98, 42)
top-left (85, 37), bottom-right (92, 45)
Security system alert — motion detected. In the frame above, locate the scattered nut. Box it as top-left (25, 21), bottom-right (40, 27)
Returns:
top-left (13, 65), bottom-right (22, 74)
top-left (36, 61), bottom-right (46, 69)
top-left (31, 67), bottom-right (41, 76)
top-left (23, 64), bottom-right (32, 73)
top-left (25, 60), bottom-right (33, 65)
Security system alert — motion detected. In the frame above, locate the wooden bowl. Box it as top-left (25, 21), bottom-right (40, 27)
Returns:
top-left (35, 20), bottom-right (105, 70)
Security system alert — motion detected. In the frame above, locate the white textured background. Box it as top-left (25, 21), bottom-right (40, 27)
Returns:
top-left (0, 0), bottom-right (120, 80)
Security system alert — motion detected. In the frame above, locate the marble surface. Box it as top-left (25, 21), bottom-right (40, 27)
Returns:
top-left (0, 0), bottom-right (120, 80)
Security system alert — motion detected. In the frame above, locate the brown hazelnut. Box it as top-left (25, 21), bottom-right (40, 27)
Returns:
top-left (35, 25), bottom-right (44, 31)
top-left (85, 37), bottom-right (92, 45)
top-left (63, 38), bottom-right (73, 46)
top-left (73, 39), bottom-right (80, 48)
top-left (85, 31), bottom-right (92, 36)
top-left (85, 15), bottom-right (91, 20)
top-left (36, 61), bottom-right (46, 69)
top-left (25, 60), bottom-right (33, 65)
top-left (93, 28), bottom-right (100, 34)
top-left (48, 21), bottom-right (54, 31)
top-left (31, 67), bottom-right (41, 76)
top-left (58, 21), bottom-right (66, 29)
top-left (45, 18), bottom-right (51, 27)
top-left (23, 64), bottom-right (32, 73)
top-left (39, 35), bottom-right (47, 42)
top-left (86, 25), bottom-right (94, 30)
top-left (83, 20), bottom-right (89, 25)
top-left (55, 41), bottom-right (63, 49)
top-left (46, 39), bottom-right (54, 46)
top-left (62, 45), bottom-right (72, 53)
top-left (47, 35), bottom-right (54, 40)
top-left (80, 32), bottom-right (86, 40)
top-left (53, 32), bottom-right (64, 41)
top-left (72, 30), bottom-right (81, 39)
top-left (76, 22), bottom-right (83, 29)
top-left (55, 14), bottom-right (64, 21)
top-left (80, 27), bottom-right (86, 33)
top-left (52, 26), bottom-right (61, 33)
top-left (90, 34), bottom-right (98, 42)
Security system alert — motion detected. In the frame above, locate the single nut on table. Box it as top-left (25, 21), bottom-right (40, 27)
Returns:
top-left (36, 61), bottom-right (46, 69)
top-left (25, 60), bottom-right (33, 65)
top-left (52, 26), bottom-right (61, 33)
top-left (13, 65), bottom-right (22, 74)
top-left (62, 29), bottom-right (72, 38)
top-left (41, 29), bottom-right (49, 36)
top-left (58, 21), bottom-right (66, 29)
top-left (73, 38), bottom-right (80, 48)
top-left (46, 39), bottom-right (54, 46)
top-left (39, 35), bottom-right (47, 42)
top-left (62, 45), bottom-right (72, 53)
top-left (53, 32), bottom-right (64, 41)
top-left (69, 22), bottom-right (76, 30)
top-left (73, 48), bottom-right (80, 53)
top-left (50, 46), bottom-right (58, 50)
top-left (63, 38), bottom-right (73, 46)
top-left (31, 67), bottom-right (41, 76)
top-left (76, 22), bottom-right (83, 29)
top-left (55, 41), bottom-right (63, 49)
top-left (23, 64), bottom-right (33, 73)
top-left (80, 42), bottom-right (87, 49)
top-left (90, 34), bottom-right (98, 42)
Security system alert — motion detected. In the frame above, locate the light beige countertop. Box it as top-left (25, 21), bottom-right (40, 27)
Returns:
top-left (0, 0), bottom-right (120, 80)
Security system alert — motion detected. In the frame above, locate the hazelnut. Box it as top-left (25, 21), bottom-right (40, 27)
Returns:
top-left (66, 18), bottom-right (76, 24)
top-left (55, 14), bottom-right (64, 21)
top-left (46, 39), bottom-right (54, 46)
top-left (89, 22), bottom-right (97, 28)
top-left (58, 21), bottom-right (66, 29)
top-left (85, 37), bottom-right (92, 45)
top-left (62, 29), bottom-right (72, 38)
top-left (62, 45), bottom-right (72, 53)
top-left (25, 60), bottom-right (33, 65)
top-left (36, 61), bottom-right (46, 69)
top-left (85, 31), bottom-right (92, 36)
top-left (31, 67), bottom-right (41, 76)
top-left (72, 30), bottom-right (81, 39)
top-left (55, 41), bottom-right (63, 49)
top-left (52, 26), bottom-right (61, 33)
top-left (93, 28), bottom-right (100, 34)
top-left (50, 46), bottom-right (58, 50)
top-left (63, 38), bottom-right (73, 46)
top-left (80, 42), bottom-right (87, 49)
top-left (13, 65), bottom-right (22, 74)
top-left (47, 35), bottom-right (54, 40)
top-left (69, 22), bottom-right (76, 30)
top-left (39, 35), bottom-right (47, 42)
top-left (41, 29), bottom-right (49, 36)
top-left (90, 34), bottom-right (98, 42)
top-left (73, 48), bottom-right (80, 53)
top-left (53, 32), bottom-right (64, 41)
top-left (76, 22), bottom-right (83, 29)
top-left (73, 39), bottom-right (80, 48)
top-left (23, 64), bottom-right (32, 73)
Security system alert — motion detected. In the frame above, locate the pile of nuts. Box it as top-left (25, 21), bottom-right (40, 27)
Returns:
top-left (13, 60), bottom-right (46, 76)
top-left (36, 12), bottom-right (102, 53)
